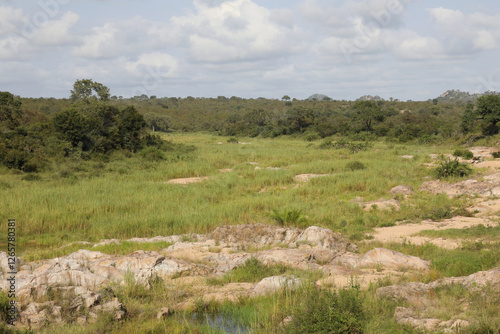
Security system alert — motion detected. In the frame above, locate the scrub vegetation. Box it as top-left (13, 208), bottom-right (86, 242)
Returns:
top-left (1, 83), bottom-right (500, 333)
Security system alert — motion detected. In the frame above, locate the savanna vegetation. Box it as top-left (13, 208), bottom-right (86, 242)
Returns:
top-left (1, 82), bottom-right (500, 333)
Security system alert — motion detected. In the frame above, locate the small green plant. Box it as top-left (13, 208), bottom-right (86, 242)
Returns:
top-left (206, 258), bottom-right (319, 286)
top-left (453, 148), bottom-right (474, 160)
top-left (289, 284), bottom-right (366, 334)
top-left (434, 158), bottom-right (473, 179)
top-left (139, 147), bottom-right (165, 162)
top-left (227, 137), bottom-right (239, 144)
top-left (345, 161), bottom-right (366, 171)
top-left (492, 151), bottom-right (500, 158)
top-left (270, 209), bottom-right (307, 226)
top-left (21, 173), bottom-right (41, 181)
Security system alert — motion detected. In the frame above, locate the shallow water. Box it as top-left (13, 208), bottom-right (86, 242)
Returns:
top-left (191, 313), bottom-right (252, 334)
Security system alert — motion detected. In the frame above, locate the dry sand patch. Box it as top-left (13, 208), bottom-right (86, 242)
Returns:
top-left (166, 177), bottom-right (210, 185)
top-left (371, 216), bottom-right (498, 249)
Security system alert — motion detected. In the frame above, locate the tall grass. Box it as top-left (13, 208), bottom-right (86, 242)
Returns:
top-left (0, 133), bottom-right (470, 256)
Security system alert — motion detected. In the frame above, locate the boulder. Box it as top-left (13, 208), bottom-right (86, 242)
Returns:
top-left (157, 307), bottom-right (173, 319)
top-left (389, 185), bottom-right (414, 195)
top-left (291, 226), bottom-right (357, 252)
top-left (252, 276), bottom-right (303, 296)
top-left (356, 248), bottom-right (430, 270)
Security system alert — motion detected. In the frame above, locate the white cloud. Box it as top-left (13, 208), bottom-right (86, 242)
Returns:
top-left (0, 6), bottom-right (24, 35)
top-left (428, 7), bottom-right (500, 54)
top-left (124, 52), bottom-right (178, 78)
top-left (33, 11), bottom-right (79, 46)
top-left (0, 7), bottom-right (78, 60)
top-left (172, 0), bottom-right (303, 63)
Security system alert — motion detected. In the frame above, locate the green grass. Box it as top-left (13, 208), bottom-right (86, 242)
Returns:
top-left (206, 258), bottom-right (323, 286)
top-left (360, 241), bottom-right (500, 279)
top-left (0, 133), bottom-right (473, 258)
top-left (20, 241), bottom-right (173, 262)
top-left (417, 224), bottom-right (500, 240)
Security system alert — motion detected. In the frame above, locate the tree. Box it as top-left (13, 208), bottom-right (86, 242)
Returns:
top-left (70, 79), bottom-right (110, 103)
top-left (0, 91), bottom-right (22, 129)
top-left (144, 113), bottom-right (171, 132)
top-left (352, 101), bottom-right (385, 131)
top-left (119, 106), bottom-right (146, 151)
top-left (282, 95), bottom-right (291, 101)
top-left (475, 95), bottom-right (500, 135)
top-left (53, 108), bottom-right (90, 148)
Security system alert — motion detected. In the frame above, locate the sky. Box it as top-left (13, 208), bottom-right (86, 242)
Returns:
top-left (1, 0), bottom-right (500, 101)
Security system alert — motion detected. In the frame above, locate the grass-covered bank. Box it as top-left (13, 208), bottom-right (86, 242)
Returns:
top-left (1, 133), bottom-right (469, 253)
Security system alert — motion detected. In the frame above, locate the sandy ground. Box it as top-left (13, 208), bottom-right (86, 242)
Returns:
top-left (371, 216), bottom-right (498, 249)
top-left (166, 177), bottom-right (210, 185)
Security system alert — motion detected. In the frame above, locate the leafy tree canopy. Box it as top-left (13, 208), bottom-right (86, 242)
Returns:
top-left (0, 91), bottom-right (22, 129)
top-left (70, 79), bottom-right (110, 103)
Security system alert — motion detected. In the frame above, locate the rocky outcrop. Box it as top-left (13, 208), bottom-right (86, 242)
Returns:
top-left (419, 175), bottom-right (500, 197)
top-left (394, 307), bottom-right (470, 333)
top-left (389, 185), bottom-right (414, 195)
top-left (377, 268), bottom-right (500, 332)
top-left (0, 224), bottom-right (461, 330)
top-left (251, 276), bottom-right (303, 296)
top-left (355, 248), bottom-right (430, 270)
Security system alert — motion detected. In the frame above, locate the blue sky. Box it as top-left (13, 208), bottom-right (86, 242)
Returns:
top-left (1, 0), bottom-right (499, 100)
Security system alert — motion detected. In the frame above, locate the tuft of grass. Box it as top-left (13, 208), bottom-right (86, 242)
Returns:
top-left (270, 209), bottom-right (307, 227)
top-left (434, 158), bottom-right (473, 179)
top-left (417, 224), bottom-right (500, 240)
top-left (21, 241), bottom-right (172, 262)
top-left (345, 161), bottom-right (366, 171)
top-left (206, 258), bottom-right (322, 286)
top-left (453, 148), bottom-right (474, 160)
top-left (288, 283), bottom-right (366, 334)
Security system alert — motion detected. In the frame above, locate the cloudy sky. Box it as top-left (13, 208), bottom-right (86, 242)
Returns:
top-left (1, 0), bottom-right (499, 100)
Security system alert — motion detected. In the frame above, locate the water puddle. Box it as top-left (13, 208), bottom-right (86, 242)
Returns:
top-left (190, 313), bottom-right (252, 334)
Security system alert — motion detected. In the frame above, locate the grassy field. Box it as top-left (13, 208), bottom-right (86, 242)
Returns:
top-left (2, 133), bottom-right (500, 333)
top-left (1, 133), bottom-right (467, 253)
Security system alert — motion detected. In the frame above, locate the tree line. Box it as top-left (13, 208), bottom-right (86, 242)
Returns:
top-left (2, 79), bottom-right (500, 172)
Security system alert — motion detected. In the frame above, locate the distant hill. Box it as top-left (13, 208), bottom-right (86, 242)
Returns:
top-left (356, 95), bottom-right (384, 101)
top-left (435, 90), bottom-right (500, 103)
top-left (307, 94), bottom-right (332, 101)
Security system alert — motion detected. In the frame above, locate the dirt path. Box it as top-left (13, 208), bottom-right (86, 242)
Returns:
top-left (371, 216), bottom-right (498, 249)
top-left (166, 177), bottom-right (210, 184)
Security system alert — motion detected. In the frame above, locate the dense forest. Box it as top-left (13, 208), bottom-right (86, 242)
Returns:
top-left (1, 79), bottom-right (500, 173)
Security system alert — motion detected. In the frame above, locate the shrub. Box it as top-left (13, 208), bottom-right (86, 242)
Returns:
top-left (434, 158), bottom-right (473, 179)
top-left (492, 151), bottom-right (500, 158)
top-left (21, 173), bottom-right (41, 181)
top-left (270, 209), bottom-right (307, 227)
top-left (305, 133), bottom-right (320, 142)
top-left (289, 284), bottom-right (366, 334)
top-left (453, 148), bottom-right (474, 160)
top-left (319, 139), bottom-right (333, 149)
top-left (345, 161), bottom-right (366, 171)
top-left (139, 147), bottom-right (165, 162)
top-left (207, 258), bottom-right (290, 285)
top-left (227, 137), bottom-right (239, 143)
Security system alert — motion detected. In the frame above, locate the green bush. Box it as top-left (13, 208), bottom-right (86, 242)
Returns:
top-left (492, 151), bottom-right (500, 158)
top-left (289, 285), bottom-right (366, 334)
top-left (227, 137), bottom-right (239, 143)
top-left (434, 158), bottom-right (473, 179)
top-left (139, 147), bottom-right (165, 162)
top-left (453, 148), bottom-right (474, 160)
top-left (270, 209), bottom-right (307, 227)
top-left (345, 161), bottom-right (366, 171)
top-left (207, 258), bottom-right (289, 285)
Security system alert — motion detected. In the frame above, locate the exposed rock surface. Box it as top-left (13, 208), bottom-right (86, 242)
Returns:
top-left (378, 268), bottom-right (499, 332)
top-left (355, 248), bottom-right (430, 270)
top-left (419, 175), bottom-right (500, 197)
top-left (251, 276), bottom-right (303, 296)
top-left (0, 224), bottom-right (493, 331)
top-left (389, 185), bottom-right (414, 195)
